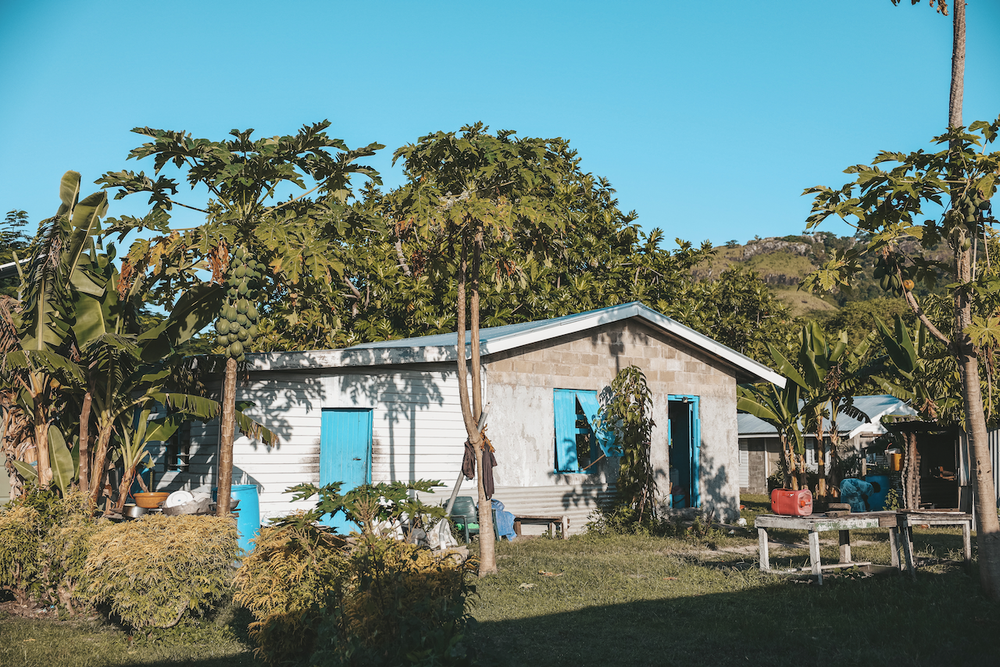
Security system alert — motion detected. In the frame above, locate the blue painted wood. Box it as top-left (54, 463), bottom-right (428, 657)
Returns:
top-left (554, 389), bottom-right (579, 472)
top-left (576, 391), bottom-right (614, 455)
top-left (320, 408), bottom-right (373, 531)
top-left (669, 395), bottom-right (701, 508)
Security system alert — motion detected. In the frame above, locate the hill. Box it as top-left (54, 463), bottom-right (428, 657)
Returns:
top-left (693, 232), bottom-right (950, 319)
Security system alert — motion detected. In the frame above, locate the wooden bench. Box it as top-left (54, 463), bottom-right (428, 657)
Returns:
top-left (895, 511), bottom-right (973, 578)
top-left (513, 515), bottom-right (569, 539)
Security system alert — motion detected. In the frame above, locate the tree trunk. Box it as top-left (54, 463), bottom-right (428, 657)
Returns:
top-left (33, 387), bottom-right (51, 487)
top-left (217, 356), bottom-right (238, 516)
top-left (816, 416), bottom-right (827, 500)
top-left (945, 0), bottom-right (1000, 601)
top-left (455, 227), bottom-right (496, 576)
top-left (88, 425), bottom-right (114, 506)
top-left (78, 391), bottom-right (91, 495)
top-left (113, 464), bottom-right (137, 513)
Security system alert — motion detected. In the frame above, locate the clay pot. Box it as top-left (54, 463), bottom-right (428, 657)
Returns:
top-left (133, 492), bottom-right (170, 509)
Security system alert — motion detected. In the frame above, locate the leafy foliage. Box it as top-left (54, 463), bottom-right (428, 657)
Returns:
top-left (79, 514), bottom-right (241, 630)
top-left (599, 366), bottom-right (657, 521)
top-left (235, 482), bottom-right (472, 666)
top-left (0, 486), bottom-right (97, 609)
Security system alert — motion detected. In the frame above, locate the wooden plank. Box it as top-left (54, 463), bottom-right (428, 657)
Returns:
top-left (758, 527), bottom-right (770, 572)
top-left (839, 530), bottom-right (852, 564)
top-left (889, 527), bottom-right (900, 569)
top-left (755, 514), bottom-right (879, 531)
top-left (808, 531), bottom-right (823, 584)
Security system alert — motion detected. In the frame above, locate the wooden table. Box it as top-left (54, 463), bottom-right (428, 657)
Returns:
top-left (756, 513), bottom-right (898, 584)
top-left (513, 514), bottom-right (569, 539)
top-left (895, 511), bottom-right (973, 579)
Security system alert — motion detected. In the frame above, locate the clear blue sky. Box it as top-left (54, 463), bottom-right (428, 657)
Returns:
top-left (2, 0), bottom-right (998, 248)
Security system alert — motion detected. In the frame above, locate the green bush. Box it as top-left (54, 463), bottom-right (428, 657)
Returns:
top-left (79, 514), bottom-right (241, 630)
top-left (311, 537), bottom-right (472, 667)
top-left (235, 483), bottom-right (473, 666)
top-left (0, 487), bottom-right (97, 610)
top-left (234, 521), bottom-right (350, 665)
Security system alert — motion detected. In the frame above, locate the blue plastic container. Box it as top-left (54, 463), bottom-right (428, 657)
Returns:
top-left (230, 484), bottom-right (261, 553)
top-left (865, 474), bottom-right (890, 511)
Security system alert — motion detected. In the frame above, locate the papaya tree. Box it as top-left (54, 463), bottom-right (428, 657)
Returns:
top-left (390, 123), bottom-right (583, 574)
top-left (99, 122), bottom-right (381, 515)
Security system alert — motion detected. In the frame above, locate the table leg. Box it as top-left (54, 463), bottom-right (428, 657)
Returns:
top-left (838, 530), bottom-right (852, 564)
top-left (808, 530), bottom-right (823, 584)
top-left (962, 521), bottom-right (972, 564)
top-left (889, 527), bottom-right (900, 569)
top-left (901, 525), bottom-right (917, 580)
top-left (758, 527), bottom-right (770, 572)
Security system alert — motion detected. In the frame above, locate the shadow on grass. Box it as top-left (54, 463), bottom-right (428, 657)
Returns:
top-left (468, 566), bottom-right (999, 667)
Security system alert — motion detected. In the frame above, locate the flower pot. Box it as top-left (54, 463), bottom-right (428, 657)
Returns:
top-left (133, 492), bottom-right (170, 509)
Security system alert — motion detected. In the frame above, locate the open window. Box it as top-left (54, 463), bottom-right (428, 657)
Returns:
top-left (554, 389), bottom-right (613, 473)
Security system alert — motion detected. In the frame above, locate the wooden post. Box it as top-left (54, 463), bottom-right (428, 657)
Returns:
top-left (808, 530), bottom-right (823, 584)
top-left (839, 530), bottom-right (852, 564)
top-left (758, 527), bottom-right (770, 572)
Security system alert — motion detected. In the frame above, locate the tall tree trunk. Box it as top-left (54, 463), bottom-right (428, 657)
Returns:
top-left (217, 357), bottom-right (238, 516)
top-left (816, 415), bottom-right (827, 500)
top-left (947, 0), bottom-right (1000, 601)
top-left (455, 227), bottom-right (496, 576)
top-left (78, 391), bottom-right (91, 495)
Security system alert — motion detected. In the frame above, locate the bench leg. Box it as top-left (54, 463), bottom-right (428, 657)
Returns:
top-left (902, 525), bottom-right (917, 580)
top-left (889, 527), bottom-right (900, 569)
top-left (809, 530), bottom-right (823, 584)
top-left (561, 516), bottom-right (569, 540)
top-left (758, 527), bottom-right (770, 572)
top-left (838, 530), bottom-right (852, 564)
top-left (963, 522), bottom-right (972, 565)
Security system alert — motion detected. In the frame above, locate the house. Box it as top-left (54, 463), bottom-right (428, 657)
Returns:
top-left (738, 395), bottom-right (917, 494)
top-left (151, 302), bottom-right (783, 533)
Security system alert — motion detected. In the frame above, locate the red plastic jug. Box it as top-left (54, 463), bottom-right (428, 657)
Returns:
top-left (771, 488), bottom-right (812, 516)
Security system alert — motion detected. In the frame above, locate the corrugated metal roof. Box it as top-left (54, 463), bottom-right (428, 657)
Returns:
top-left (738, 395), bottom-right (917, 438)
top-left (248, 301), bottom-right (785, 386)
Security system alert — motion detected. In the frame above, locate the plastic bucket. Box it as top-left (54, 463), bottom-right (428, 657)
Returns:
top-left (865, 475), bottom-right (890, 511)
top-left (230, 484), bottom-right (260, 553)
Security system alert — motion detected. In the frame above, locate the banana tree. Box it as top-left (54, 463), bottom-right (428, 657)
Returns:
top-left (737, 378), bottom-right (804, 490)
top-left (2, 171), bottom-right (106, 491)
top-left (771, 323), bottom-right (876, 499)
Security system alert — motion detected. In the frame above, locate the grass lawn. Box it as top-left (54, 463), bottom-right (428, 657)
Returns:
top-left (3, 497), bottom-right (997, 667)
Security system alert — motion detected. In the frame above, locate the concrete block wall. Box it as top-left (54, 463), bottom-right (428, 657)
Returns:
top-left (483, 320), bottom-right (741, 519)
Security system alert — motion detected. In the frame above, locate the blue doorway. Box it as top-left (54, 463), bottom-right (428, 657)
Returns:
top-left (320, 408), bottom-right (373, 532)
top-left (668, 396), bottom-right (700, 508)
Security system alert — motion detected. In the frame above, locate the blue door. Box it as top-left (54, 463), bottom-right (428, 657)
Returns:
top-left (320, 408), bottom-right (373, 532)
top-left (667, 396), bottom-right (701, 508)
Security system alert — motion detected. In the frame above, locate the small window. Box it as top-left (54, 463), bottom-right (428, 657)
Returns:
top-left (554, 389), bottom-right (612, 473)
top-left (165, 421), bottom-right (191, 472)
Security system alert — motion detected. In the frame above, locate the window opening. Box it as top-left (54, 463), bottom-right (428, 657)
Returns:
top-left (554, 389), bottom-right (608, 473)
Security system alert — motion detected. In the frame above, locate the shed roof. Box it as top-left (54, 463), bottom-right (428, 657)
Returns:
top-left (738, 395), bottom-right (917, 439)
top-left (248, 301), bottom-right (785, 386)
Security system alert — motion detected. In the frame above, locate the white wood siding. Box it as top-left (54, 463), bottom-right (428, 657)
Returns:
top-left (152, 364), bottom-right (470, 522)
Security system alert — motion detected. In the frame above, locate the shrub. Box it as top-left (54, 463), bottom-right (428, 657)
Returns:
top-left (312, 537), bottom-right (472, 667)
top-left (235, 482), bottom-right (473, 666)
top-left (0, 486), bottom-right (97, 610)
top-left (79, 514), bottom-right (241, 630)
top-left (234, 521), bottom-right (350, 665)
top-left (0, 504), bottom-right (43, 605)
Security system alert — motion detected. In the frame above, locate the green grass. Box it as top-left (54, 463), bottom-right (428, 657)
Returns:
top-left (4, 503), bottom-right (997, 667)
top-left (0, 607), bottom-right (262, 667)
top-left (467, 514), bottom-right (999, 667)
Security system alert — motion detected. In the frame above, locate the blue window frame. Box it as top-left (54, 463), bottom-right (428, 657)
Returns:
top-left (554, 389), bottom-right (614, 473)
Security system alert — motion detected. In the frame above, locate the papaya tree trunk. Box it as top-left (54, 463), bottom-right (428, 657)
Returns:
top-left (217, 356), bottom-right (238, 516)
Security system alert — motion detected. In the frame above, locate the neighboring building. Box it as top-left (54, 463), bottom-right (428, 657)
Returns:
top-left (738, 395), bottom-right (916, 494)
top-left (151, 302), bottom-right (783, 533)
